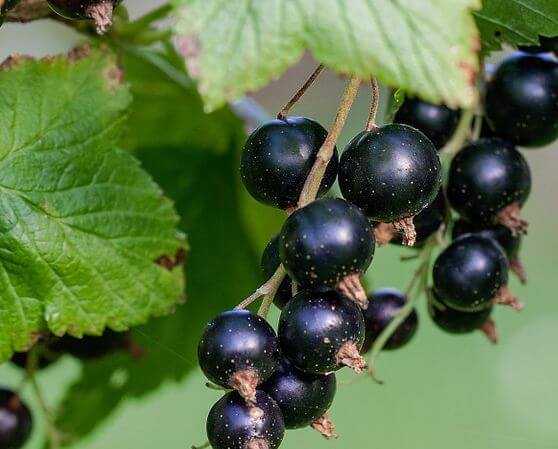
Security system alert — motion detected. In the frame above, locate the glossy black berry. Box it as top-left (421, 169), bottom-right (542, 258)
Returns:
top-left (207, 390), bottom-right (285, 449)
top-left (433, 235), bottom-right (509, 312)
top-left (394, 97), bottom-right (460, 149)
top-left (261, 359), bottom-right (336, 429)
top-left (54, 330), bottom-right (127, 359)
top-left (390, 190), bottom-right (447, 246)
top-left (485, 53), bottom-right (558, 147)
top-left (447, 138), bottom-right (531, 225)
top-left (0, 388), bottom-right (32, 449)
top-left (261, 235), bottom-right (293, 309)
top-left (428, 292), bottom-right (493, 335)
top-left (452, 219), bottom-right (521, 261)
top-left (279, 198), bottom-right (374, 290)
top-left (278, 289), bottom-right (365, 374)
top-left (361, 288), bottom-right (418, 354)
top-left (339, 124), bottom-right (442, 223)
top-left (240, 117), bottom-right (338, 210)
top-left (47, 0), bottom-right (121, 19)
top-left (198, 310), bottom-right (280, 394)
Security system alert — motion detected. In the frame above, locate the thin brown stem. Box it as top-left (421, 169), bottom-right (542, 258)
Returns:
top-left (277, 64), bottom-right (325, 120)
top-left (440, 109), bottom-right (474, 157)
top-left (366, 77), bottom-right (380, 131)
top-left (298, 76), bottom-right (361, 207)
top-left (235, 265), bottom-right (286, 310)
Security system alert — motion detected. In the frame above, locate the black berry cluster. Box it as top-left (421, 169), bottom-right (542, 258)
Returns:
top-left (199, 48), bottom-right (558, 449)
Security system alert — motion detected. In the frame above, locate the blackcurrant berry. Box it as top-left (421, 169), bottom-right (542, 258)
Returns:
top-left (452, 218), bottom-right (526, 283)
top-left (261, 235), bottom-right (294, 309)
top-left (361, 288), bottom-right (418, 354)
top-left (54, 330), bottom-right (127, 359)
top-left (207, 390), bottom-right (284, 449)
top-left (261, 359), bottom-right (336, 430)
top-left (433, 234), bottom-right (521, 311)
top-left (394, 97), bottom-right (460, 149)
top-left (240, 117), bottom-right (338, 210)
top-left (375, 190), bottom-right (447, 246)
top-left (279, 198), bottom-right (374, 307)
top-left (447, 138), bottom-right (531, 234)
top-left (47, 0), bottom-right (121, 33)
top-left (428, 291), bottom-right (497, 342)
top-left (485, 53), bottom-right (558, 147)
top-left (339, 124), bottom-right (441, 245)
top-left (278, 289), bottom-right (366, 374)
top-left (0, 388), bottom-right (32, 449)
top-left (198, 310), bottom-right (280, 403)
top-left (519, 36), bottom-right (558, 55)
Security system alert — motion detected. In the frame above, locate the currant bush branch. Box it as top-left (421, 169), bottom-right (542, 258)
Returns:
top-left (277, 64), bottom-right (325, 120)
top-left (367, 237), bottom-right (438, 382)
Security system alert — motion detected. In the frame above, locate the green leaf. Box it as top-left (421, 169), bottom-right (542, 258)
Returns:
top-left (0, 47), bottom-right (186, 363)
top-left (53, 46), bottom-right (281, 446)
top-left (173, 0), bottom-right (480, 111)
top-left (474, 0), bottom-right (558, 53)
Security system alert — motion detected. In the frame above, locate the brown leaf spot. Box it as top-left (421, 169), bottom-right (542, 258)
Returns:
top-left (156, 248), bottom-right (187, 271)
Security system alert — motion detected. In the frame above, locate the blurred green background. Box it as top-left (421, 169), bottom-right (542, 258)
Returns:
top-left (1, 2), bottom-right (557, 449)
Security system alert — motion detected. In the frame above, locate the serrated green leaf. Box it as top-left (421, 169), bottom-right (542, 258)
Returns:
top-left (173, 0), bottom-right (480, 111)
top-left (0, 48), bottom-right (186, 363)
top-left (474, 0), bottom-right (558, 53)
top-left (53, 46), bottom-right (280, 446)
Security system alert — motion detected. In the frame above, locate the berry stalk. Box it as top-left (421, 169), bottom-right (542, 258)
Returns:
top-left (277, 64), bottom-right (325, 120)
top-left (365, 77), bottom-right (379, 131)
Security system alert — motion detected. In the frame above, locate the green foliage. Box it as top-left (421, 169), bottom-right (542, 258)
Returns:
top-left (0, 47), bottom-right (185, 364)
top-left (52, 45), bottom-right (282, 446)
top-left (474, 0), bottom-right (558, 53)
top-left (173, 0), bottom-right (481, 111)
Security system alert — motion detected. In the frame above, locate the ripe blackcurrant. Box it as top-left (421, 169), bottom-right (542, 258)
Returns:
top-left (375, 190), bottom-right (447, 246)
top-left (339, 124), bottom-right (442, 245)
top-left (433, 234), bottom-right (521, 311)
top-left (198, 310), bottom-right (280, 403)
top-left (394, 97), bottom-right (460, 149)
top-left (279, 198), bottom-right (374, 308)
top-left (54, 330), bottom-right (128, 359)
top-left (207, 390), bottom-right (284, 449)
top-left (278, 289), bottom-right (366, 374)
top-left (452, 219), bottom-right (526, 283)
top-left (0, 388), bottom-right (32, 449)
top-left (261, 359), bottom-right (336, 430)
top-left (361, 288), bottom-right (418, 354)
top-left (47, 0), bottom-right (122, 33)
top-left (261, 236), bottom-right (294, 309)
top-left (240, 117), bottom-right (338, 210)
top-left (447, 138), bottom-right (531, 234)
top-left (428, 291), bottom-right (497, 342)
top-left (485, 53), bottom-right (558, 147)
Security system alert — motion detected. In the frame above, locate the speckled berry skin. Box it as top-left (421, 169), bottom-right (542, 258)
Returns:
top-left (261, 235), bottom-right (293, 309)
top-left (339, 124), bottom-right (442, 223)
top-left (261, 359), bottom-right (336, 429)
top-left (47, 0), bottom-right (121, 20)
top-left (207, 391), bottom-right (285, 449)
top-left (361, 288), bottom-right (418, 354)
top-left (447, 138), bottom-right (531, 224)
top-left (240, 117), bottom-right (338, 209)
top-left (278, 290), bottom-right (365, 374)
top-left (452, 219), bottom-right (521, 261)
top-left (0, 389), bottom-right (32, 449)
top-left (394, 98), bottom-right (460, 149)
top-left (433, 235), bottom-right (509, 312)
top-left (390, 190), bottom-right (447, 246)
top-left (198, 310), bottom-right (280, 389)
top-left (428, 292), bottom-right (493, 334)
top-left (485, 53), bottom-right (558, 147)
top-left (279, 198), bottom-right (374, 289)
